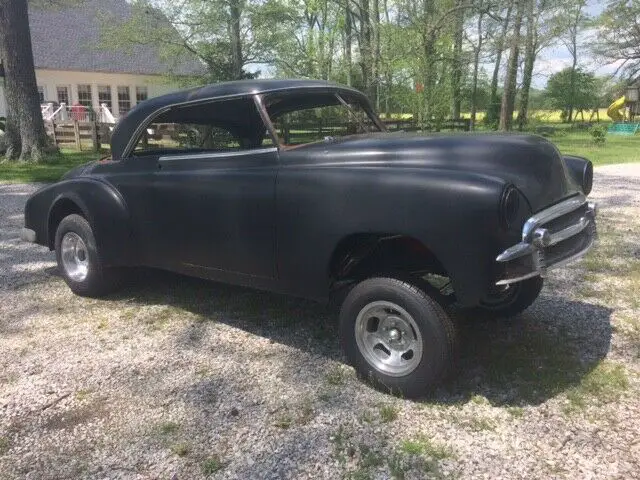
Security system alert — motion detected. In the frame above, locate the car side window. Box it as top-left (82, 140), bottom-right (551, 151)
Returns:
top-left (131, 96), bottom-right (275, 157)
top-left (134, 124), bottom-right (242, 154)
top-left (267, 93), bottom-right (380, 147)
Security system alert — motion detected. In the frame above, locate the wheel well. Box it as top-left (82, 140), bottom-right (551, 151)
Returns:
top-left (329, 233), bottom-right (448, 286)
top-left (48, 199), bottom-right (84, 249)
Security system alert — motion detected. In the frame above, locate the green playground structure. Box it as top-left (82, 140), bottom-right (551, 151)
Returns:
top-left (608, 122), bottom-right (640, 135)
top-left (607, 83), bottom-right (640, 135)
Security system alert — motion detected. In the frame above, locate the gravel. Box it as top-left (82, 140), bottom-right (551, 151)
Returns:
top-left (1, 166), bottom-right (639, 479)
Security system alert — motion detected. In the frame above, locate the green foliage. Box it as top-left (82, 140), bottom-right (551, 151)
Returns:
top-left (589, 124), bottom-right (607, 145)
top-left (595, 0), bottom-right (640, 80)
top-left (545, 68), bottom-right (600, 119)
top-left (202, 455), bottom-right (224, 475)
top-left (378, 404), bottom-right (399, 423)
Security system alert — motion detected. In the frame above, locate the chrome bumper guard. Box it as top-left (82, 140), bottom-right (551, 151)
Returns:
top-left (495, 194), bottom-right (597, 286)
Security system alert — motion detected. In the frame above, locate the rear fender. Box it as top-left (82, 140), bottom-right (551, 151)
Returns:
top-left (46, 178), bottom-right (134, 266)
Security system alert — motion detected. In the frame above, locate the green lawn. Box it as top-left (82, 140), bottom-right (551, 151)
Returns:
top-left (1, 131), bottom-right (638, 184)
top-left (0, 150), bottom-right (102, 183)
top-left (552, 132), bottom-right (640, 166)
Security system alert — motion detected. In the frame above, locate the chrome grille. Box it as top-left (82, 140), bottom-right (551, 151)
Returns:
top-left (495, 194), bottom-right (597, 286)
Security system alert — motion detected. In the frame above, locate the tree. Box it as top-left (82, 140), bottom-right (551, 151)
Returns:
top-left (451, 0), bottom-right (467, 119)
top-left (516, 0), bottom-right (560, 129)
top-left (545, 67), bottom-right (599, 120)
top-left (101, 0), bottom-right (291, 82)
top-left (467, 0), bottom-right (491, 129)
top-left (560, 0), bottom-right (588, 122)
top-left (594, 0), bottom-right (640, 80)
top-left (499, 0), bottom-right (525, 131)
top-left (487, 0), bottom-right (513, 124)
top-left (0, 0), bottom-right (53, 161)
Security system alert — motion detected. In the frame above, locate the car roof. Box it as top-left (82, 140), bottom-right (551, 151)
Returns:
top-left (110, 79), bottom-right (368, 159)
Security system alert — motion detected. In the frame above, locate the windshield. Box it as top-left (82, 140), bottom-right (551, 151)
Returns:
top-left (265, 92), bottom-right (382, 147)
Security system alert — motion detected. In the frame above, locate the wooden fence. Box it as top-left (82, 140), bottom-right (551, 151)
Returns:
top-left (44, 118), bottom-right (471, 152)
top-left (45, 121), bottom-right (112, 151)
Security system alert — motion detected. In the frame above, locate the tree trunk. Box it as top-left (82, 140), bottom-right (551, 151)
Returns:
top-left (487, 1), bottom-right (513, 127)
top-left (516, 0), bottom-right (536, 130)
top-left (422, 0), bottom-right (437, 123)
top-left (229, 0), bottom-right (243, 80)
top-left (345, 5), bottom-right (352, 86)
top-left (568, 13), bottom-right (579, 123)
top-left (0, 0), bottom-right (52, 161)
top-left (470, 2), bottom-right (485, 130)
top-left (358, 0), bottom-right (373, 101)
top-left (499, 0), bottom-right (525, 131)
top-left (372, 0), bottom-right (381, 110)
top-left (451, 0), bottom-right (465, 119)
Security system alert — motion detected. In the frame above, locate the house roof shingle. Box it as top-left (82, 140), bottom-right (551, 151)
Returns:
top-left (28, 0), bottom-right (205, 76)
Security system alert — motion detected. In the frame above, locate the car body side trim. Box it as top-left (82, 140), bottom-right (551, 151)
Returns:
top-left (158, 147), bottom-right (278, 163)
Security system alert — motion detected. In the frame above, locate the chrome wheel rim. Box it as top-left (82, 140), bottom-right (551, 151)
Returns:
top-left (60, 232), bottom-right (89, 282)
top-left (354, 301), bottom-right (423, 377)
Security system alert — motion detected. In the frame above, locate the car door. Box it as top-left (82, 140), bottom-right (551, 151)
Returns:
top-left (136, 98), bottom-right (279, 279)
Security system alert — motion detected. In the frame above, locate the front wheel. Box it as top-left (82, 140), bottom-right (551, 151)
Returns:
top-left (55, 214), bottom-right (122, 297)
top-left (339, 277), bottom-right (457, 398)
top-left (474, 276), bottom-right (544, 318)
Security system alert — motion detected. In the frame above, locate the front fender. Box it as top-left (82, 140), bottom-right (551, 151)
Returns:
top-left (277, 166), bottom-right (519, 306)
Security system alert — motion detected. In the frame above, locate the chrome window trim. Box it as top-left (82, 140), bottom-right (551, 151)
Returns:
top-left (158, 147), bottom-right (278, 163)
top-left (121, 85), bottom-right (375, 159)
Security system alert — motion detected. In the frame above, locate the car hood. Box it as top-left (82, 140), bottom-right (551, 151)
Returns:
top-left (283, 132), bottom-right (580, 212)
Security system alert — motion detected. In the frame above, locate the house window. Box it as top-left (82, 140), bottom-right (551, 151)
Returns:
top-left (136, 86), bottom-right (148, 103)
top-left (98, 85), bottom-right (112, 110)
top-left (37, 86), bottom-right (45, 103)
top-left (77, 84), bottom-right (93, 107)
top-left (57, 86), bottom-right (70, 105)
top-left (118, 86), bottom-right (131, 114)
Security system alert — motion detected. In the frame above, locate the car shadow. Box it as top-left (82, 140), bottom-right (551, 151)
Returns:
top-left (105, 268), bottom-right (612, 407)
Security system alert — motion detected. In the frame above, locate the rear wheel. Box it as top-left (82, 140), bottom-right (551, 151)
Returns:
top-left (474, 276), bottom-right (543, 318)
top-left (339, 277), bottom-right (456, 398)
top-left (55, 214), bottom-right (122, 297)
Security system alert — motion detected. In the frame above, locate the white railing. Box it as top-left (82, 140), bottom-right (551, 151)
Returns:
top-left (97, 103), bottom-right (116, 123)
top-left (41, 102), bottom-right (118, 124)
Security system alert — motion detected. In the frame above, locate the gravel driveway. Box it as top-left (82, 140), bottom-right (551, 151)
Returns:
top-left (1, 166), bottom-right (639, 479)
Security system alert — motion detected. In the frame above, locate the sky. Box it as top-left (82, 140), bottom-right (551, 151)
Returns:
top-left (532, 0), bottom-right (613, 88)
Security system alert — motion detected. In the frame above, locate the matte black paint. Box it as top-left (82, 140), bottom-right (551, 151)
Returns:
top-left (24, 80), bottom-right (590, 307)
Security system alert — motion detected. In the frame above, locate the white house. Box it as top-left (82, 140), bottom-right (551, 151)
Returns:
top-left (0, 0), bottom-right (204, 120)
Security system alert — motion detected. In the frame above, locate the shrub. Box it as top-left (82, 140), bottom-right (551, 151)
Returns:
top-left (589, 125), bottom-right (607, 145)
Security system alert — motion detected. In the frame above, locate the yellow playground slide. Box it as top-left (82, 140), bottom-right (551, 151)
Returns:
top-left (607, 96), bottom-right (626, 121)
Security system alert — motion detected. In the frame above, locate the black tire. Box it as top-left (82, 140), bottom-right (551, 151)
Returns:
top-left (339, 277), bottom-right (457, 398)
top-left (55, 214), bottom-right (121, 297)
top-left (473, 276), bottom-right (543, 318)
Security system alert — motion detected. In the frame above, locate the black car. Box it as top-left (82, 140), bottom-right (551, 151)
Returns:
top-left (23, 79), bottom-right (597, 396)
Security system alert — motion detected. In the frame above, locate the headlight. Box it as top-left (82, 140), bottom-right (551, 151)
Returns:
top-left (563, 155), bottom-right (593, 195)
top-left (499, 184), bottom-right (520, 230)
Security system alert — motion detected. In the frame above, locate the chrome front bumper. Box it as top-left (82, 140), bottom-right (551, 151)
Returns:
top-left (495, 194), bottom-right (597, 286)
